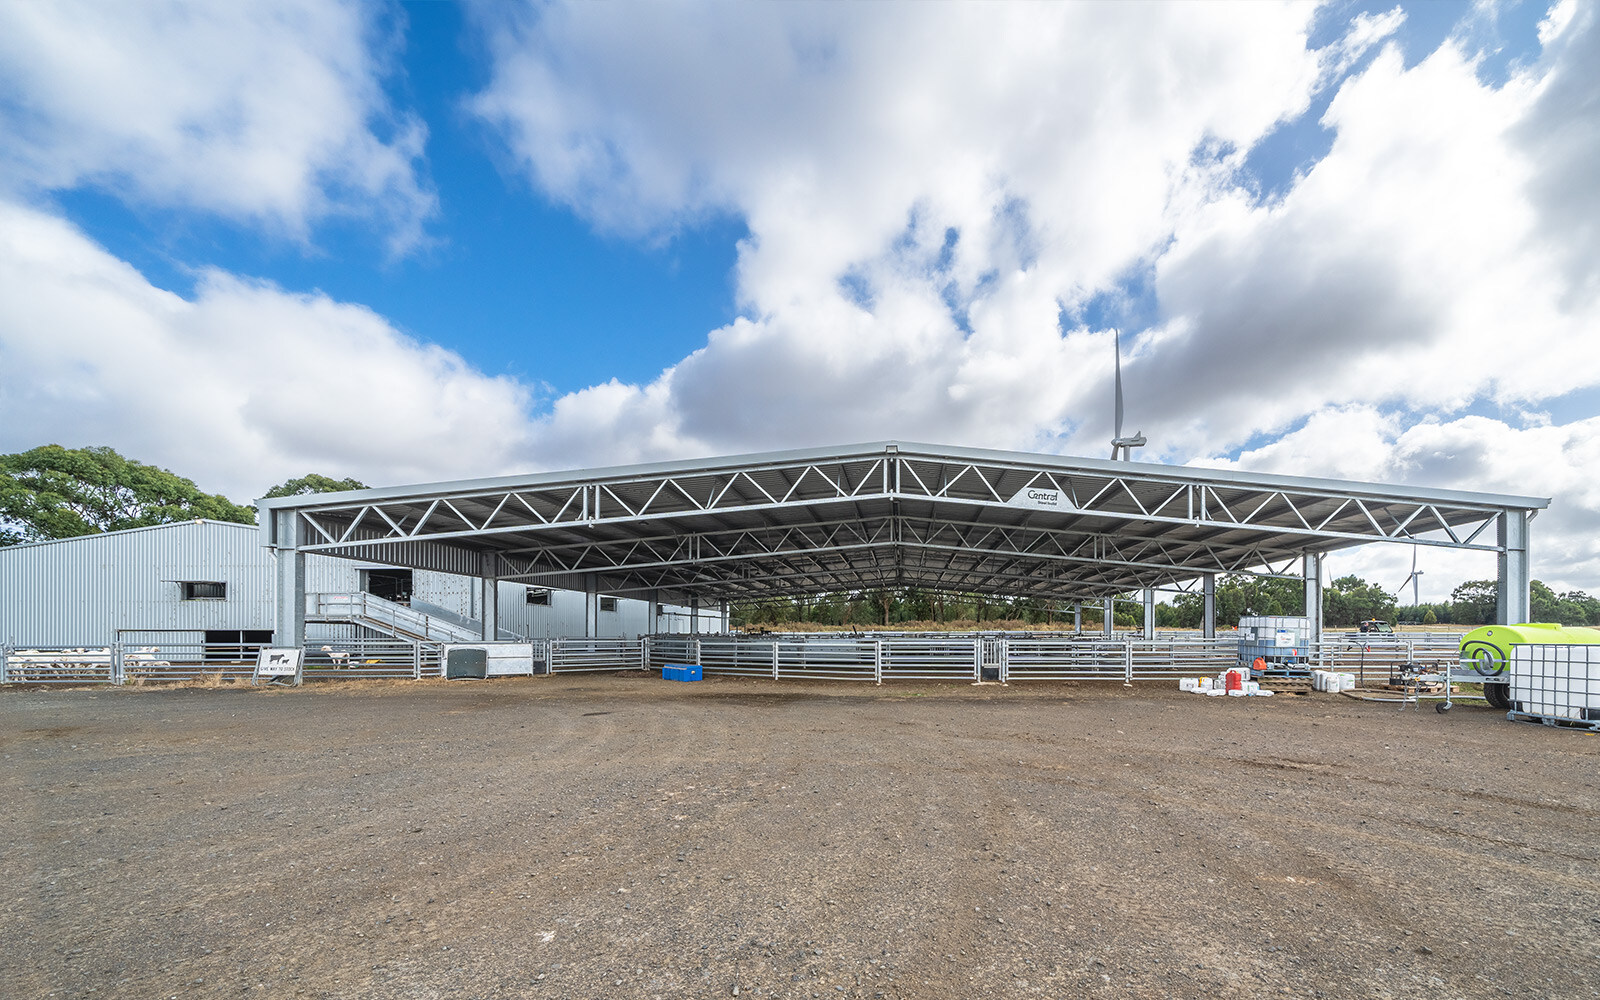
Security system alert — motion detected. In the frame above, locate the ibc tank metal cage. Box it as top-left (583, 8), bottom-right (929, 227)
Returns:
top-left (1507, 644), bottom-right (1600, 731)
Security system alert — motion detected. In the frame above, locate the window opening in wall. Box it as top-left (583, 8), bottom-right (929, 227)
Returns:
top-left (204, 629), bottom-right (273, 662)
top-left (599, 596), bottom-right (618, 613)
top-left (361, 568), bottom-right (413, 605)
top-left (180, 581), bottom-right (226, 600)
top-left (526, 588), bottom-right (551, 606)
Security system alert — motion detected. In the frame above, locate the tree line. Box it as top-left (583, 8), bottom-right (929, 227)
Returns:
top-left (0, 444), bottom-right (362, 545)
top-left (733, 573), bottom-right (1600, 630)
top-left (7, 444), bottom-right (1597, 629)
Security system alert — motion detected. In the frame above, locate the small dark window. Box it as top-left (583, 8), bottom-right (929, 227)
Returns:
top-left (599, 596), bottom-right (618, 613)
top-left (181, 581), bottom-right (226, 600)
top-left (525, 588), bottom-right (551, 606)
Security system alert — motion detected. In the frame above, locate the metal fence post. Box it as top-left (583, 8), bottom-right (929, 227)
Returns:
top-left (973, 639), bottom-right (982, 681)
top-left (642, 636), bottom-right (651, 672)
top-left (874, 639), bottom-right (883, 685)
top-left (0, 644), bottom-right (7, 685)
top-left (999, 638), bottom-right (1009, 684)
top-left (111, 641), bottom-right (124, 685)
top-left (694, 638), bottom-right (702, 666)
top-left (413, 640), bottom-right (422, 680)
top-left (772, 641), bottom-right (780, 680)
top-left (1123, 642), bottom-right (1134, 686)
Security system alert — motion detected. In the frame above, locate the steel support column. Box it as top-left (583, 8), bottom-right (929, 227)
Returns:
top-left (1142, 588), bottom-right (1155, 640)
top-left (1102, 596), bottom-right (1114, 637)
top-left (584, 573), bottom-right (598, 638)
top-left (1073, 603), bottom-right (1081, 632)
top-left (480, 553), bottom-right (499, 641)
top-left (719, 599), bottom-right (729, 634)
top-left (1202, 573), bottom-right (1216, 639)
top-left (273, 511), bottom-right (306, 649)
top-left (691, 595), bottom-right (701, 634)
top-left (1497, 511), bottom-right (1531, 624)
top-left (1302, 553), bottom-right (1323, 638)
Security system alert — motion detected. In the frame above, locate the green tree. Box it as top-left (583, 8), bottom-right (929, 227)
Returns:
top-left (1323, 575), bottom-right (1398, 627)
top-left (1422, 608), bottom-right (1437, 625)
top-left (1558, 590), bottom-right (1600, 626)
top-left (1450, 579), bottom-right (1498, 625)
top-left (0, 444), bottom-right (255, 545)
top-left (261, 473), bottom-right (368, 499)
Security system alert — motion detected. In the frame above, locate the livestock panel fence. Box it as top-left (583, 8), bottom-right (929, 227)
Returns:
top-left (2, 630), bottom-right (1466, 686)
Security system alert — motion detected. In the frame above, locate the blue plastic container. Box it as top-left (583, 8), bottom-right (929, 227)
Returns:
top-left (662, 663), bottom-right (702, 682)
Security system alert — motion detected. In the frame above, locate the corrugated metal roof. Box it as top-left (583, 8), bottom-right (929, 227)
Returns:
top-left (0, 519), bottom-right (256, 551)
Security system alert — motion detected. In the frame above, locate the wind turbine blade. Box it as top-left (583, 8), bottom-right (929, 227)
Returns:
top-left (1113, 329), bottom-right (1125, 440)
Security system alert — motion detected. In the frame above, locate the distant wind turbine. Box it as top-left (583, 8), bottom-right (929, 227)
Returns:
top-left (1396, 545), bottom-right (1424, 605)
top-left (1110, 329), bottom-right (1147, 461)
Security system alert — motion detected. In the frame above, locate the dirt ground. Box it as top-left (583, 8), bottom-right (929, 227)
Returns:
top-left (2, 675), bottom-right (1596, 1000)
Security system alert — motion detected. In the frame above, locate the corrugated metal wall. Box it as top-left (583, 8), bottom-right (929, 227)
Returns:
top-left (0, 521), bottom-right (711, 646)
top-left (0, 521), bottom-right (273, 646)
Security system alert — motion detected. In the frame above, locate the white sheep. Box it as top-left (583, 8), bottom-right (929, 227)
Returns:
top-left (320, 645), bottom-right (352, 668)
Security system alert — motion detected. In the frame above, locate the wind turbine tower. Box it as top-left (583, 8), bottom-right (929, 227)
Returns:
top-left (1110, 329), bottom-right (1147, 461)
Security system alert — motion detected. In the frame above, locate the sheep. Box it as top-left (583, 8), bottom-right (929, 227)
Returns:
top-left (320, 645), bottom-right (352, 668)
top-left (122, 646), bottom-right (169, 680)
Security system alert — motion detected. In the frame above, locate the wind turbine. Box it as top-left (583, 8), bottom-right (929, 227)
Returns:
top-left (1396, 545), bottom-right (1424, 605)
top-left (1110, 329), bottom-right (1147, 461)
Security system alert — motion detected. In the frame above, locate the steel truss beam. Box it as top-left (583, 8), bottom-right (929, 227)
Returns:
top-left (260, 442), bottom-right (1547, 605)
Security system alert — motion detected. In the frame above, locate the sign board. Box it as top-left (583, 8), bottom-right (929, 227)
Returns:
top-left (1006, 486), bottom-right (1065, 511)
top-left (1274, 629), bottom-right (1295, 648)
top-left (254, 647), bottom-right (301, 683)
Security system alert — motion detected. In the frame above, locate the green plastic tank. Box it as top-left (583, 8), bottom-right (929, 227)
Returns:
top-left (1459, 623), bottom-right (1600, 709)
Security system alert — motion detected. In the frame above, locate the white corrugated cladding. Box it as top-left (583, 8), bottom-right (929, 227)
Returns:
top-left (0, 521), bottom-right (271, 646)
top-left (1, 520), bottom-right (707, 645)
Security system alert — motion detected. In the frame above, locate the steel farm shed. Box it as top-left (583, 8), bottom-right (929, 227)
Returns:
top-left (258, 441), bottom-right (1549, 646)
top-left (0, 520), bottom-right (705, 648)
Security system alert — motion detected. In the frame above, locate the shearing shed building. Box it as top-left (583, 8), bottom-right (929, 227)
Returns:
top-left (0, 519), bottom-right (712, 649)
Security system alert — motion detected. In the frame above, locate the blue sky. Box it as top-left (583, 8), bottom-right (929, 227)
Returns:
top-left (1, 0), bottom-right (1597, 595)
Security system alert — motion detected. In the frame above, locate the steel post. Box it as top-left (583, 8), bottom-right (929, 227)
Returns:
top-left (1202, 573), bottom-right (1217, 639)
top-left (272, 511), bottom-right (306, 649)
top-left (1303, 553), bottom-right (1324, 638)
top-left (585, 573), bottom-right (598, 638)
top-left (1103, 596), bottom-right (1114, 636)
top-left (480, 553), bottom-right (499, 641)
top-left (1497, 511), bottom-right (1531, 624)
top-left (1142, 588), bottom-right (1155, 640)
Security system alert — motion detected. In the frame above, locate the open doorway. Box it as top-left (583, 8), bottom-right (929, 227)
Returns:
top-left (361, 568), bottom-right (414, 605)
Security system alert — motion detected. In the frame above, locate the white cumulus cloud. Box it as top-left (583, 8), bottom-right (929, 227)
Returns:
top-left (0, 0), bottom-right (435, 250)
top-left (0, 201), bottom-right (530, 499)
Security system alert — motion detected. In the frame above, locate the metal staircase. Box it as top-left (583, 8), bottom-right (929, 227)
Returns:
top-left (307, 593), bottom-right (525, 643)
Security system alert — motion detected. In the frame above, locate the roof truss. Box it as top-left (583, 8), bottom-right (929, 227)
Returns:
top-left (263, 443), bottom-right (1545, 603)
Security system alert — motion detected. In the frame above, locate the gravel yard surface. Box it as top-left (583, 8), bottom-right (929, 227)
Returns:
top-left (3, 675), bottom-right (1597, 999)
